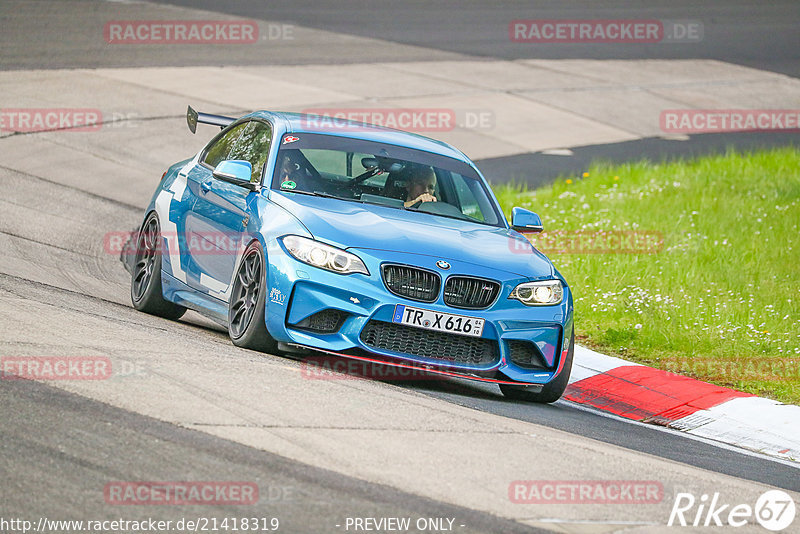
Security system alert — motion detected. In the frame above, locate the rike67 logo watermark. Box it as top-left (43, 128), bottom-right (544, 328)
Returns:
top-left (669, 490), bottom-right (796, 531)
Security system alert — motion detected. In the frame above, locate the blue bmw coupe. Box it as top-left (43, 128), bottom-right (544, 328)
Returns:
top-left (126, 106), bottom-right (574, 402)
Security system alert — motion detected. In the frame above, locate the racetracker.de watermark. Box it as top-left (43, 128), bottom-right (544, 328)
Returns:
top-left (664, 357), bottom-right (800, 382)
top-left (300, 108), bottom-right (495, 132)
top-left (107, 230), bottom-right (245, 257)
top-left (104, 482), bottom-right (259, 505)
top-left (0, 109), bottom-right (102, 133)
top-left (104, 20), bottom-right (266, 44)
top-left (509, 480), bottom-right (664, 504)
top-left (509, 20), bottom-right (702, 43)
top-left (1, 356), bottom-right (112, 380)
top-left (510, 230), bottom-right (664, 255)
top-left (301, 356), bottom-right (439, 381)
top-left (660, 109), bottom-right (800, 133)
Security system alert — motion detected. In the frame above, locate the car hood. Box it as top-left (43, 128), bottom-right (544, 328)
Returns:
top-left (270, 192), bottom-right (555, 279)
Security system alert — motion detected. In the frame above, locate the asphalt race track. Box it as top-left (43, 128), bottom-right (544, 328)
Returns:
top-left (1, 2), bottom-right (799, 533)
top-left (1, 377), bottom-right (543, 534)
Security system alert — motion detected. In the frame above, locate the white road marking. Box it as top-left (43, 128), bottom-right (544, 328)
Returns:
top-left (561, 399), bottom-right (800, 470)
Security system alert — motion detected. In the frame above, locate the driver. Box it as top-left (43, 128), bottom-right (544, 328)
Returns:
top-left (277, 151), bottom-right (312, 190)
top-left (403, 166), bottom-right (437, 208)
top-left (279, 153), bottom-right (301, 182)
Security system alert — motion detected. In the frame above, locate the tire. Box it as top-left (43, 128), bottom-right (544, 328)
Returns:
top-left (130, 213), bottom-right (187, 320)
top-left (499, 331), bottom-right (574, 403)
top-left (228, 241), bottom-right (278, 352)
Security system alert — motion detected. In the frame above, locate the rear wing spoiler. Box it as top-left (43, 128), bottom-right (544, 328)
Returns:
top-left (186, 105), bottom-right (235, 134)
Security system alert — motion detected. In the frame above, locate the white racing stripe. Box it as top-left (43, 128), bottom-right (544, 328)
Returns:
top-left (154, 185), bottom-right (186, 284)
top-left (199, 273), bottom-right (229, 294)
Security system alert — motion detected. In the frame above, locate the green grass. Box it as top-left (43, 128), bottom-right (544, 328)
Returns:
top-left (493, 148), bottom-right (800, 404)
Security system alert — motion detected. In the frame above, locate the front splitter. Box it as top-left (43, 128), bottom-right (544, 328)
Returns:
top-left (290, 343), bottom-right (546, 388)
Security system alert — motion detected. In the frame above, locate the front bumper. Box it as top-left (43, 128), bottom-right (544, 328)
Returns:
top-left (264, 241), bottom-right (573, 385)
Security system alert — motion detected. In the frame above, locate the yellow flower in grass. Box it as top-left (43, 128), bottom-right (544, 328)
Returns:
top-left (613, 176), bottom-right (620, 181)
top-left (566, 179), bottom-right (573, 184)
top-left (582, 172), bottom-right (590, 178)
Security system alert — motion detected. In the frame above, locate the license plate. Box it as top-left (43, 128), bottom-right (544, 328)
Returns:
top-left (391, 304), bottom-right (485, 338)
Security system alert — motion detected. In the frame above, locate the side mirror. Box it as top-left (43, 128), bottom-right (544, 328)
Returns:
top-left (213, 160), bottom-right (258, 191)
top-left (511, 207), bottom-right (543, 233)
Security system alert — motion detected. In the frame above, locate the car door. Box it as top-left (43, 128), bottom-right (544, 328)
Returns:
top-left (184, 119), bottom-right (273, 301)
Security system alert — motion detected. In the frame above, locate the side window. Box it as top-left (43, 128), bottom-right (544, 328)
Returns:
top-left (297, 150), bottom-right (377, 179)
top-left (203, 122), bottom-right (248, 170)
top-left (452, 174), bottom-right (487, 222)
top-left (301, 149), bottom-right (344, 176)
top-left (203, 121), bottom-right (273, 182)
top-left (227, 121), bottom-right (272, 182)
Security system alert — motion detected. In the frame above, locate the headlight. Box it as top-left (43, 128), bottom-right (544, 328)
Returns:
top-left (509, 280), bottom-right (563, 306)
top-left (281, 235), bottom-right (369, 275)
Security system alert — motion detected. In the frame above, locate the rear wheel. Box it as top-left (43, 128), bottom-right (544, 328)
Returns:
top-left (499, 331), bottom-right (574, 403)
top-left (228, 241), bottom-right (278, 353)
top-left (130, 213), bottom-right (186, 320)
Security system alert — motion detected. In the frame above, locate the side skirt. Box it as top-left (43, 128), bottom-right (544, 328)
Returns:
top-left (161, 270), bottom-right (229, 326)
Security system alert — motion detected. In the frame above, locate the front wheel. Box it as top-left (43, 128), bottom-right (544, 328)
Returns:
top-left (130, 213), bottom-right (186, 320)
top-left (228, 241), bottom-right (278, 353)
top-left (499, 331), bottom-right (574, 403)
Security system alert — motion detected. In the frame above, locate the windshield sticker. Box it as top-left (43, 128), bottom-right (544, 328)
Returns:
top-left (283, 135), bottom-right (299, 144)
top-left (280, 180), bottom-right (297, 190)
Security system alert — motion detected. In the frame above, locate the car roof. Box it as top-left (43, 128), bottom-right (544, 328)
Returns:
top-left (246, 110), bottom-right (472, 165)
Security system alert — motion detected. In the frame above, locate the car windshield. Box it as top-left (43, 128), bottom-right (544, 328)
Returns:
top-left (270, 133), bottom-right (503, 227)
